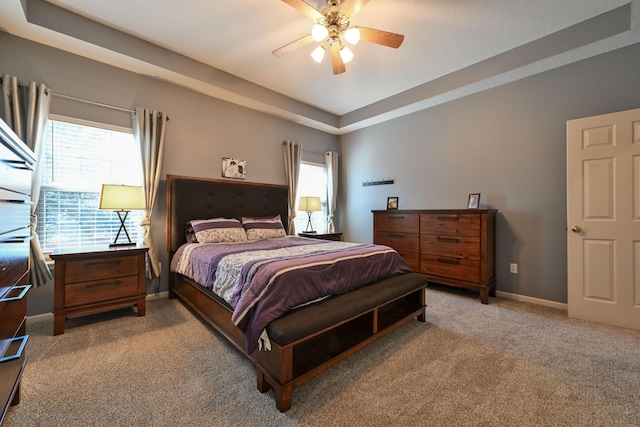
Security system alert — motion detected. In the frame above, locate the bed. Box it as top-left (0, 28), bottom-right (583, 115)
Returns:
top-left (166, 174), bottom-right (429, 411)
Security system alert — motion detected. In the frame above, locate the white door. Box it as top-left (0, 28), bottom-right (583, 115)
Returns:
top-left (567, 108), bottom-right (640, 330)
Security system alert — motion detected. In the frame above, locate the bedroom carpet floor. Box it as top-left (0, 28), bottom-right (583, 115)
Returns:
top-left (5, 286), bottom-right (640, 427)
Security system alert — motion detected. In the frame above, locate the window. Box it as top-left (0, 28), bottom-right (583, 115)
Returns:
top-left (295, 162), bottom-right (328, 234)
top-left (36, 117), bottom-right (143, 253)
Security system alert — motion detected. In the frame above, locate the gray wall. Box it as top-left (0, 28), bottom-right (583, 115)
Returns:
top-left (341, 41), bottom-right (640, 303)
top-left (0, 31), bottom-right (340, 315)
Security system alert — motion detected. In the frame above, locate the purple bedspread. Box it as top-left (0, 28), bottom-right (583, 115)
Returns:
top-left (171, 237), bottom-right (411, 353)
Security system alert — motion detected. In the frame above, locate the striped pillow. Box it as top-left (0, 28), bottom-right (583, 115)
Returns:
top-left (242, 215), bottom-right (286, 240)
top-left (190, 218), bottom-right (247, 243)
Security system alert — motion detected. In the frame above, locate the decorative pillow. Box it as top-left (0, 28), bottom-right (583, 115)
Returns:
top-left (242, 215), bottom-right (287, 240)
top-left (185, 222), bottom-right (198, 243)
top-left (190, 218), bottom-right (247, 243)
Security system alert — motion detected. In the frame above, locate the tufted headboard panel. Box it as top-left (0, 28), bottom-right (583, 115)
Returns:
top-left (166, 175), bottom-right (289, 253)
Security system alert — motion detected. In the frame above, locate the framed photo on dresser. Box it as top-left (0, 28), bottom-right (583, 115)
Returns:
top-left (467, 193), bottom-right (480, 209)
top-left (387, 197), bottom-right (398, 210)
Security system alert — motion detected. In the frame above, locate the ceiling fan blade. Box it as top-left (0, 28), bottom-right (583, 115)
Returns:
top-left (330, 42), bottom-right (346, 75)
top-left (340, 0), bottom-right (369, 18)
top-left (272, 34), bottom-right (315, 57)
top-left (358, 26), bottom-right (405, 48)
top-left (281, 0), bottom-right (324, 21)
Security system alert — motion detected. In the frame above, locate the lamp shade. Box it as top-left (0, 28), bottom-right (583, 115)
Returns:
top-left (298, 196), bottom-right (322, 212)
top-left (99, 184), bottom-right (145, 210)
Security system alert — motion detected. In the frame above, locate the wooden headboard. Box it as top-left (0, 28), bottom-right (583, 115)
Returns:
top-left (166, 174), bottom-right (289, 253)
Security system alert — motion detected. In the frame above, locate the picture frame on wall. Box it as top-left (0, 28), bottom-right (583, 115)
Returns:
top-left (467, 193), bottom-right (480, 209)
top-left (222, 157), bottom-right (247, 180)
top-left (387, 196), bottom-right (399, 210)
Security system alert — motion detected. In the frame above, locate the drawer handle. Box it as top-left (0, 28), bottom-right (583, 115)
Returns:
top-left (0, 235), bottom-right (33, 244)
top-left (85, 260), bottom-right (122, 268)
top-left (85, 280), bottom-right (122, 289)
top-left (0, 199), bottom-right (30, 204)
top-left (1, 159), bottom-right (34, 171)
top-left (437, 258), bottom-right (460, 265)
top-left (0, 284), bottom-right (31, 302)
top-left (389, 233), bottom-right (405, 238)
top-left (437, 236), bottom-right (460, 243)
top-left (437, 216), bottom-right (459, 221)
top-left (0, 335), bottom-right (29, 363)
top-left (388, 216), bottom-right (406, 220)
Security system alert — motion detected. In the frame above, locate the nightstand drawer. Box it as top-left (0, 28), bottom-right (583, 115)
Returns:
top-left (421, 254), bottom-right (480, 283)
top-left (420, 214), bottom-right (480, 236)
top-left (65, 275), bottom-right (138, 307)
top-left (420, 235), bottom-right (480, 259)
top-left (65, 255), bottom-right (139, 284)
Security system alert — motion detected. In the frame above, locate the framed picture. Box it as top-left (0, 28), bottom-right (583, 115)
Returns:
top-left (387, 196), bottom-right (399, 210)
top-left (222, 157), bottom-right (246, 180)
top-left (467, 193), bottom-right (480, 209)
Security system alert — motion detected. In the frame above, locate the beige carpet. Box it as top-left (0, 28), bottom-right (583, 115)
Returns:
top-left (5, 286), bottom-right (640, 427)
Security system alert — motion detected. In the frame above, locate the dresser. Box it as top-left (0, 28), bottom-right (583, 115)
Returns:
top-left (373, 209), bottom-right (497, 303)
top-left (51, 245), bottom-right (148, 335)
top-left (0, 119), bottom-right (36, 424)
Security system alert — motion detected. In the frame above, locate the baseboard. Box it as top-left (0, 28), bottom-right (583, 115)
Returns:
top-left (27, 291), bottom-right (170, 324)
top-left (496, 290), bottom-right (567, 311)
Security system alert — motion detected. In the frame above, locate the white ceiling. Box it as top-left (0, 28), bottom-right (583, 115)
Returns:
top-left (0, 0), bottom-right (636, 134)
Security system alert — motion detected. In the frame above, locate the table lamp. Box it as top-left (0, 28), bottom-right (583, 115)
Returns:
top-left (99, 184), bottom-right (145, 246)
top-left (298, 196), bottom-right (322, 233)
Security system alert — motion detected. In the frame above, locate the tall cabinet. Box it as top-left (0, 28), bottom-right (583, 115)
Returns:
top-left (374, 209), bottom-right (497, 303)
top-left (0, 119), bottom-right (35, 424)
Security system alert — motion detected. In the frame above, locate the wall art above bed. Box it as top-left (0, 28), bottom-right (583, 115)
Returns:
top-left (222, 157), bottom-right (246, 180)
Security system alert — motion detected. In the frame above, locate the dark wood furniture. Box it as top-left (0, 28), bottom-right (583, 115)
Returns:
top-left (0, 119), bottom-right (36, 424)
top-left (51, 245), bottom-right (148, 335)
top-left (298, 231), bottom-right (343, 241)
top-left (167, 175), bottom-right (428, 412)
top-left (374, 209), bottom-right (497, 304)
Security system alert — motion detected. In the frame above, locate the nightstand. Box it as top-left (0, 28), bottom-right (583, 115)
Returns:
top-left (51, 245), bottom-right (148, 335)
top-left (298, 232), bottom-right (343, 241)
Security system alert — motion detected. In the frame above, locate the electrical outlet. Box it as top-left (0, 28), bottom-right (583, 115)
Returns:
top-left (510, 263), bottom-right (518, 274)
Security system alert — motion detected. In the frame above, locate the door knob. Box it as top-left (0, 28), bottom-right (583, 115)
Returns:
top-left (571, 225), bottom-right (582, 233)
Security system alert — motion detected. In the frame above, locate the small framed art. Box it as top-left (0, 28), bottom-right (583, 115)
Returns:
top-left (467, 193), bottom-right (480, 209)
top-left (222, 157), bottom-right (246, 180)
top-left (387, 197), bottom-right (399, 210)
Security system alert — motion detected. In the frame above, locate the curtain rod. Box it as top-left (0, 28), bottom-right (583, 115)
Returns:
top-left (2, 78), bottom-right (168, 121)
top-left (45, 89), bottom-right (170, 121)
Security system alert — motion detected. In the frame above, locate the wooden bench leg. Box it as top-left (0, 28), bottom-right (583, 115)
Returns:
top-left (274, 384), bottom-right (292, 412)
top-left (256, 368), bottom-right (271, 393)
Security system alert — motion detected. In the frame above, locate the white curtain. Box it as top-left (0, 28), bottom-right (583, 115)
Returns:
top-left (282, 140), bottom-right (302, 235)
top-left (324, 151), bottom-right (339, 233)
top-left (1, 74), bottom-right (52, 287)
top-left (133, 108), bottom-right (167, 278)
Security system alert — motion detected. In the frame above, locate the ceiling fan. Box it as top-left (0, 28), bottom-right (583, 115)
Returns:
top-left (273, 0), bottom-right (405, 75)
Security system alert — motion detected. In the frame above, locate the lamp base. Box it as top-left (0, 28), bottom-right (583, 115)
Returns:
top-left (109, 242), bottom-right (137, 247)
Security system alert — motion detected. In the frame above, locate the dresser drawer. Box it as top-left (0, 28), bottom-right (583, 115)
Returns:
top-left (374, 232), bottom-right (419, 253)
top-left (0, 335), bottom-right (28, 418)
top-left (65, 275), bottom-right (139, 307)
top-left (0, 199), bottom-right (30, 236)
top-left (398, 252), bottom-right (419, 272)
top-left (421, 254), bottom-right (480, 283)
top-left (0, 230), bottom-right (30, 298)
top-left (65, 255), bottom-right (139, 284)
top-left (0, 285), bottom-right (29, 341)
top-left (374, 213), bottom-right (419, 233)
top-left (420, 214), bottom-right (480, 237)
top-left (421, 235), bottom-right (480, 259)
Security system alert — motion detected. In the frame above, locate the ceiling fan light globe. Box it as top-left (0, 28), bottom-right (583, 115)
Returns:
top-left (340, 46), bottom-right (354, 64)
top-left (311, 45), bottom-right (326, 63)
top-left (312, 24), bottom-right (329, 42)
top-left (344, 27), bottom-right (360, 45)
